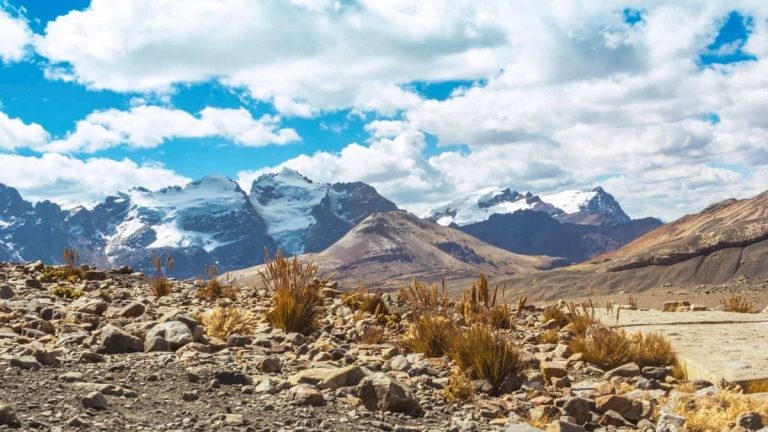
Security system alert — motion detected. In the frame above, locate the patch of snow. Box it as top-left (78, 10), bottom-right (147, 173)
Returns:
top-left (540, 190), bottom-right (597, 214)
top-left (148, 222), bottom-right (224, 252)
top-left (426, 187), bottom-right (535, 226)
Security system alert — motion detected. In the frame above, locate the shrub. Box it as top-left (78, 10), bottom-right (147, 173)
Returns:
top-left (149, 254), bottom-right (174, 298)
top-left (398, 278), bottom-right (449, 313)
top-left (450, 325), bottom-right (521, 395)
top-left (40, 267), bottom-right (82, 283)
top-left (202, 306), bottom-right (258, 340)
top-left (260, 251), bottom-right (327, 335)
top-left (675, 389), bottom-right (768, 432)
top-left (630, 332), bottom-right (678, 368)
top-left (404, 313), bottom-right (457, 357)
top-left (51, 284), bottom-right (84, 299)
top-left (196, 264), bottom-right (238, 301)
top-left (721, 295), bottom-right (756, 313)
top-left (565, 300), bottom-right (599, 335)
top-left (443, 369), bottom-right (474, 403)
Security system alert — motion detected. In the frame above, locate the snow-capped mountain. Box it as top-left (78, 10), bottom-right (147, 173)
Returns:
top-left (426, 186), bottom-right (631, 227)
top-left (0, 169), bottom-right (396, 277)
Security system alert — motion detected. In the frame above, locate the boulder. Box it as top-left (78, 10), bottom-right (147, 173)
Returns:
top-left (0, 404), bottom-right (20, 427)
top-left (289, 365), bottom-right (367, 389)
top-left (605, 362), bottom-right (640, 379)
top-left (357, 373), bottom-right (421, 415)
top-left (595, 394), bottom-right (644, 421)
top-left (145, 321), bottom-right (192, 350)
top-left (81, 391), bottom-right (108, 410)
top-left (98, 324), bottom-right (143, 354)
top-left (561, 397), bottom-right (593, 425)
top-left (118, 302), bottom-right (145, 318)
top-left (287, 384), bottom-right (325, 406)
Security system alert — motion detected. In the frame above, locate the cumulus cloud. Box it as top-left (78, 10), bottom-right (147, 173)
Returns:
top-left (0, 153), bottom-right (190, 207)
top-left (34, 0), bottom-right (511, 114)
top-left (44, 105), bottom-right (300, 153)
top-left (0, 7), bottom-right (32, 63)
top-left (0, 112), bottom-right (49, 150)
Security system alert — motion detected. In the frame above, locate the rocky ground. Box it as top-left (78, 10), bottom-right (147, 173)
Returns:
top-left (0, 261), bottom-right (766, 432)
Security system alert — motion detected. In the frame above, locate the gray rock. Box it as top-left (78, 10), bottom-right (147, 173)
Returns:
top-left (357, 373), bottom-right (421, 415)
top-left (0, 404), bottom-right (20, 427)
top-left (736, 411), bottom-right (763, 429)
top-left (561, 397), bottom-right (593, 425)
top-left (144, 335), bottom-right (171, 352)
top-left (98, 324), bottom-right (143, 354)
top-left (118, 302), bottom-right (145, 318)
top-left (259, 356), bottom-right (281, 373)
top-left (10, 355), bottom-right (41, 370)
top-left (145, 321), bottom-right (192, 350)
top-left (81, 391), bottom-right (108, 410)
top-left (213, 370), bottom-right (252, 385)
top-left (288, 365), bottom-right (367, 389)
top-left (0, 285), bottom-right (13, 299)
top-left (83, 270), bottom-right (106, 281)
top-left (545, 420), bottom-right (587, 432)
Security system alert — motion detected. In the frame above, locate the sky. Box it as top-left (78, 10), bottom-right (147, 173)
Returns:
top-left (0, 1), bottom-right (767, 221)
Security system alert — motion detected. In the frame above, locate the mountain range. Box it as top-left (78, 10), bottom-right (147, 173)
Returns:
top-left (0, 169), bottom-right (654, 278)
top-left (425, 186), bottom-right (662, 263)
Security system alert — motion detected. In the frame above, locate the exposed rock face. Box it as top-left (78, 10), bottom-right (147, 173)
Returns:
top-left (0, 169), bottom-right (395, 277)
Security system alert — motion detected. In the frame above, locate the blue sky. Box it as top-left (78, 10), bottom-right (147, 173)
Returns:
top-left (0, 1), bottom-right (766, 220)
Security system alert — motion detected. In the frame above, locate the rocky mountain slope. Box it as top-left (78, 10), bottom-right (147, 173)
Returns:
top-left (426, 186), bottom-right (661, 264)
top-left (229, 211), bottom-right (563, 292)
top-left (0, 169), bottom-right (396, 277)
top-left (500, 190), bottom-right (768, 299)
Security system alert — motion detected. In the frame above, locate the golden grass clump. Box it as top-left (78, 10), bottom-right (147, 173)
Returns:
top-left (456, 274), bottom-right (513, 329)
top-left (260, 250), bottom-right (327, 335)
top-left (404, 313), bottom-right (457, 357)
top-left (720, 295), bottom-right (756, 313)
top-left (449, 324), bottom-right (521, 395)
top-left (675, 389), bottom-right (768, 432)
top-left (41, 249), bottom-right (84, 283)
top-left (398, 279), bottom-right (450, 313)
top-left (149, 254), bottom-right (174, 298)
top-left (570, 324), bottom-right (682, 371)
top-left (201, 306), bottom-right (259, 340)
top-left (565, 300), bottom-right (600, 335)
top-left (542, 306), bottom-right (570, 328)
top-left (515, 292), bottom-right (528, 317)
top-left (50, 284), bottom-right (84, 299)
top-left (196, 264), bottom-right (238, 301)
top-left (537, 329), bottom-right (559, 344)
top-left (443, 369), bottom-right (474, 403)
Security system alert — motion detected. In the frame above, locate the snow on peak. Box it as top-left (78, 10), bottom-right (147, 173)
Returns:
top-left (426, 185), bottom-right (629, 226)
top-left (539, 190), bottom-right (598, 214)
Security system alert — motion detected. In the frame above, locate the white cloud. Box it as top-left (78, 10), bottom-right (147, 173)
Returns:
top-left (44, 105), bottom-right (300, 153)
top-left (0, 8), bottom-right (32, 63)
top-left (0, 153), bottom-right (190, 207)
top-left (34, 0), bottom-right (513, 114)
top-left (0, 112), bottom-right (49, 150)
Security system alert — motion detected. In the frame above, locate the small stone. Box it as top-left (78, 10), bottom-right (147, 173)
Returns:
top-left (0, 285), bottom-right (13, 299)
top-left (10, 355), bottom-right (41, 370)
top-left (541, 361), bottom-right (569, 381)
top-left (182, 391), bottom-right (199, 402)
top-left (225, 414), bottom-right (245, 426)
top-left (0, 404), bottom-right (20, 427)
top-left (595, 395), bottom-right (643, 421)
top-left (145, 321), bottom-right (193, 350)
top-left (144, 336), bottom-right (171, 352)
top-left (98, 324), bottom-right (143, 354)
top-left (288, 365), bottom-right (366, 389)
top-left (83, 270), bottom-right (107, 281)
top-left (545, 420), bottom-right (587, 432)
top-left (81, 391), bottom-right (108, 410)
top-left (213, 370), bottom-right (252, 385)
top-left (604, 362), bottom-right (640, 379)
top-left (287, 384), bottom-right (325, 406)
top-left (118, 302), bottom-right (145, 318)
top-left (259, 356), bottom-right (281, 373)
top-left (736, 411), bottom-right (763, 429)
top-left (561, 397), bottom-right (592, 425)
top-left (25, 278), bottom-right (42, 289)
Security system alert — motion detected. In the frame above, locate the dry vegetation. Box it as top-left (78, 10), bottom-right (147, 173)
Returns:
top-left (201, 306), bottom-right (259, 340)
top-left (443, 369), bottom-right (474, 403)
top-left (675, 390), bottom-right (768, 432)
top-left (455, 274), bottom-right (513, 329)
top-left (196, 264), bottom-right (238, 301)
top-left (720, 294), bottom-right (756, 313)
top-left (41, 248), bottom-right (84, 283)
top-left (260, 251), bottom-right (328, 334)
top-left (342, 283), bottom-right (389, 316)
top-left (450, 325), bottom-right (521, 395)
top-left (149, 254), bottom-right (174, 298)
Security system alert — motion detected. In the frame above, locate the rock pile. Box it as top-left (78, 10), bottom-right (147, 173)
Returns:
top-left (0, 261), bottom-right (765, 431)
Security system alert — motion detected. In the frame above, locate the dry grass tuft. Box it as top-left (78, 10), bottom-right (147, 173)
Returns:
top-left (196, 264), bottom-right (238, 301)
top-left (450, 324), bottom-right (521, 395)
top-left (260, 250), bottom-right (328, 335)
top-left (627, 294), bottom-right (638, 309)
top-left (542, 305), bottom-right (570, 328)
top-left (149, 254), bottom-right (174, 298)
top-left (537, 329), bottom-right (559, 344)
top-left (456, 274), bottom-right (513, 329)
top-left (201, 306), bottom-right (259, 340)
top-left (515, 292), bottom-right (528, 318)
top-left (721, 295), bottom-right (756, 313)
top-left (675, 389), bottom-right (768, 432)
top-left (404, 313), bottom-right (457, 357)
top-left (443, 369), bottom-right (474, 403)
top-left (399, 279), bottom-right (450, 313)
top-left (570, 324), bottom-right (681, 371)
